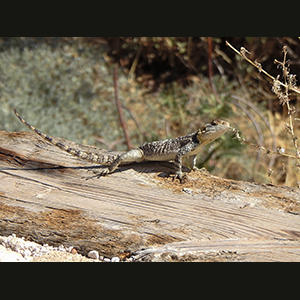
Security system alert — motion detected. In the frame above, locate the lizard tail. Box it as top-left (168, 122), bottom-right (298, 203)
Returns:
top-left (13, 109), bottom-right (115, 165)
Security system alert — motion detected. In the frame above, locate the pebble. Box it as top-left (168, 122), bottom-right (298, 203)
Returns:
top-left (0, 245), bottom-right (27, 262)
top-left (70, 248), bottom-right (78, 254)
top-left (0, 234), bottom-right (76, 262)
top-left (111, 256), bottom-right (120, 262)
top-left (0, 234), bottom-right (127, 262)
top-left (87, 250), bottom-right (99, 260)
top-left (183, 188), bottom-right (193, 194)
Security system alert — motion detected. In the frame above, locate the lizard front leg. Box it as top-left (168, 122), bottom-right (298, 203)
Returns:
top-left (173, 142), bottom-right (196, 182)
top-left (189, 155), bottom-right (198, 171)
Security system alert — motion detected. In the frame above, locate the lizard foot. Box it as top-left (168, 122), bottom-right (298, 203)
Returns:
top-left (192, 166), bottom-right (209, 174)
top-left (85, 167), bottom-right (110, 180)
top-left (172, 171), bottom-right (188, 183)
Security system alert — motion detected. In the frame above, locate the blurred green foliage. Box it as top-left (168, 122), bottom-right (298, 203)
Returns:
top-left (0, 40), bottom-right (234, 150)
top-left (0, 43), bottom-right (120, 146)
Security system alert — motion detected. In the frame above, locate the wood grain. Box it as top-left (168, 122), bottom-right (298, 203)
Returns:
top-left (0, 130), bottom-right (300, 261)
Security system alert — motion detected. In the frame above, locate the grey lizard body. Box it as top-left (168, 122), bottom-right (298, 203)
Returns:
top-left (14, 109), bottom-right (230, 181)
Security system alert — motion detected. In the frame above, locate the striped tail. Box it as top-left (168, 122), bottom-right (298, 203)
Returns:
top-left (13, 109), bottom-right (116, 165)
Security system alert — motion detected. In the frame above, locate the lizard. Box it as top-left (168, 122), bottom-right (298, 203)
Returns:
top-left (13, 108), bottom-right (230, 181)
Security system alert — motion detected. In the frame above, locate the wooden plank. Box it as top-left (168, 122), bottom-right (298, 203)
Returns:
top-left (0, 130), bottom-right (300, 261)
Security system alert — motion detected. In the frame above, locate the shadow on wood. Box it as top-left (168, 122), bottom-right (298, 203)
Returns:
top-left (0, 130), bottom-right (300, 261)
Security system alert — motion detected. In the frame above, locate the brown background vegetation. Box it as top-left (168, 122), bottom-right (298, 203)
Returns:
top-left (1, 37), bottom-right (300, 186)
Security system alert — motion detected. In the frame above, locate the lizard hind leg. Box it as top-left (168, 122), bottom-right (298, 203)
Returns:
top-left (108, 148), bottom-right (144, 173)
top-left (92, 148), bottom-right (144, 178)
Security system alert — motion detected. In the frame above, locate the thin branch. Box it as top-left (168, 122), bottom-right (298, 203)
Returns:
top-left (128, 44), bottom-right (143, 83)
top-left (231, 100), bottom-right (264, 180)
top-left (207, 37), bottom-right (221, 103)
top-left (113, 64), bottom-right (134, 150)
top-left (207, 37), bottom-right (214, 86)
top-left (226, 40), bottom-right (300, 163)
top-left (230, 126), bottom-right (298, 160)
top-left (121, 103), bottom-right (149, 142)
top-left (231, 94), bottom-right (277, 168)
top-left (226, 41), bottom-right (300, 95)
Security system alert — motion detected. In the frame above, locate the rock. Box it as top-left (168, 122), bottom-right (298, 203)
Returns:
top-left (183, 188), bottom-right (192, 194)
top-left (31, 251), bottom-right (96, 262)
top-left (0, 234), bottom-right (102, 262)
top-left (0, 245), bottom-right (27, 262)
top-left (87, 250), bottom-right (99, 260)
top-left (111, 256), bottom-right (120, 262)
top-left (70, 248), bottom-right (78, 254)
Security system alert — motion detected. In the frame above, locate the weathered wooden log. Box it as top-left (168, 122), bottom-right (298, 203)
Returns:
top-left (0, 130), bottom-right (300, 261)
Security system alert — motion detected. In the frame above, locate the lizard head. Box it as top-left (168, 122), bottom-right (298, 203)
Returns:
top-left (197, 119), bottom-right (230, 144)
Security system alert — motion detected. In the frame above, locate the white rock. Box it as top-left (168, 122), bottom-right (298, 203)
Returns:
top-left (126, 257), bottom-right (133, 262)
top-left (58, 245), bottom-right (66, 252)
top-left (111, 257), bottom-right (120, 262)
top-left (0, 245), bottom-right (27, 262)
top-left (183, 188), bottom-right (192, 194)
top-left (22, 249), bottom-right (32, 258)
top-left (66, 246), bottom-right (75, 253)
top-left (88, 250), bottom-right (99, 260)
top-left (103, 258), bottom-right (111, 262)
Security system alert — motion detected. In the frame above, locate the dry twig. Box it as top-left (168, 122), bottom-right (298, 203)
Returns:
top-left (113, 64), bottom-right (134, 150)
top-left (226, 41), bottom-right (300, 179)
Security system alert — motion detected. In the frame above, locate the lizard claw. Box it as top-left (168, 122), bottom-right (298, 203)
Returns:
top-left (172, 171), bottom-right (187, 183)
top-left (85, 167), bottom-right (110, 180)
top-left (95, 167), bottom-right (110, 178)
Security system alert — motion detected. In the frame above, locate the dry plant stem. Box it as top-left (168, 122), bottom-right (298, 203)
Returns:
top-left (225, 41), bottom-right (300, 96)
top-left (128, 44), bottom-right (143, 83)
top-left (113, 64), bottom-right (134, 150)
top-left (231, 94), bottom-right (277, 168)
top-left (207, 37), bottom-right (222, 103)
top-left (207, 37), bottom-right (214, 90)
top-left (230, 126), bottom-right (297, 160)
top-left (226, 41), bottom-right (300, 163)
top-left (278, 47), bottom-right (299, 157)
top-left (232, 101), bottom-right (264, 180)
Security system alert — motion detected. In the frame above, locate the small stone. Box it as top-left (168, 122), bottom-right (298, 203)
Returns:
top-left (0, 245), bottom-right (26, 262)
top-left (103, 258), bottom-right (111, 262)
top-left (87, 250), bottom-right (99, 260)
top-left (183, 188), bottom-right (192, 194)
top-left (111, 256), bottom-right (120, 262)
top-left (58, 245), bottom-right (66, 252)
top-left (70, 248), bottom-right (78, 254)
top-left (22, 249), bottom-right (32, 258)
